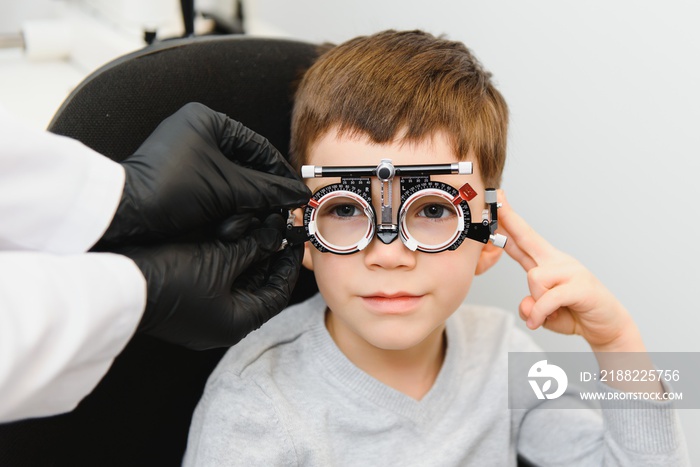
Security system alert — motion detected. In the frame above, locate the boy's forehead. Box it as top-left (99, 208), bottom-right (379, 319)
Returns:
top-left (307, 128), bottom-right (459, 165)
top-left (304, 129), bottom-right (483, 193)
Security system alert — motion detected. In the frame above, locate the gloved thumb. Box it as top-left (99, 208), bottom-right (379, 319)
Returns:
top-left (250, 213), bottom-right (286, 254)
top-left (217, 213), bottom-right (258, 241)
top-left (217, 213), bottom-right (286, 286)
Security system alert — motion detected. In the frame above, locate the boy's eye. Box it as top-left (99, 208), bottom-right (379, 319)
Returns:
top-left (333, 204), bottom-right (359, 217)
top-left (417, 204), bottom-right (452, 219)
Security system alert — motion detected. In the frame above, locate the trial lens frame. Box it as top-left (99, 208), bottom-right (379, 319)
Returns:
top-left (285, 159), bottom-right (507, 254)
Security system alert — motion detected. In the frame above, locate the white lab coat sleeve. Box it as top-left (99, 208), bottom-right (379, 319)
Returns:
top-left (0, 106), bottom-right (125, 254)
top-left (0, 106), bottom-right (146, 422)
top-left (0, 251), bottom-right (146, 423)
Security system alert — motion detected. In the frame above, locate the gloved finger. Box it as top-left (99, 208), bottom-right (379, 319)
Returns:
top-left (232, 257), bottom-right (271, 293)
top-left (188, 245), bottom-right (303, 349)
top-left (247, 212), bottom-right (286, 252)
top-left (235, 244), bottom-right (303, 323)
top-left (261, 212), bottom-right (286, 233)
top-left (246, 217), bottom-right (262, 233)
top-left (219, 116), bottom-right (299, 180)
top-left (220, 217), bottom-right (285, 285)
top-left (232, 165), bottom-right (311, 211)
top-left (217, 213), bottom-right (255, 241)
top-left (227, 213), bottom-right (285, 290)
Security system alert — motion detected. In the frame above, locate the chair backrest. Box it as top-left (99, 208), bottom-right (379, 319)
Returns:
top-left (0, 35), bottom-right (320, 466)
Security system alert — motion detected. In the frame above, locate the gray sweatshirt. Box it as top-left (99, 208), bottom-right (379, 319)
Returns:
top-left (184, 294), bottom-right (689, 466)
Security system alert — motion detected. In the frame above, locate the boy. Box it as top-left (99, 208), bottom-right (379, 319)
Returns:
top-left (184, 30), bottom-right (688, 466)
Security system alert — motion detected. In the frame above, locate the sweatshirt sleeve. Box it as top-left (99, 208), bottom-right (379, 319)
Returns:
top-left (517, 395), bottom-right (689, 466)
top-left (510, 329), bottom-right (690, 466)
top-left (0, 251), bottom-right (146, 422)
top-left (0, 106), bottom-right (125, 254)
top-left (183, 370), bottom-right (297, 467)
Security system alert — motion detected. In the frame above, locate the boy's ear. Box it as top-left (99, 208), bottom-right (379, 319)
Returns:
top-left (302, 241), bottom-right (314, 271)
top-left (292, 208), bottom-right (314, 271)
top-left (475, 241), bottom-right (504, 275)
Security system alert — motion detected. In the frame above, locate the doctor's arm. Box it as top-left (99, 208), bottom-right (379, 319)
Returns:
top-left (0, 107), bottom-right (146, 423)
top-left (0, 103), bottom-right (309, 422)
top-left (0, 105), bottom-right (124, 254)
top-left (0, 251), bottom-right (146, 423)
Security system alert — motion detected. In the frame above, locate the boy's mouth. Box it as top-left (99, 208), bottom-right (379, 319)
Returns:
top-left (361, 293), bottom-right (424, 314)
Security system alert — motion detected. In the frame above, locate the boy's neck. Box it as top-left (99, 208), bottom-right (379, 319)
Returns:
top-left (325, 310), bottom-right (447, 401)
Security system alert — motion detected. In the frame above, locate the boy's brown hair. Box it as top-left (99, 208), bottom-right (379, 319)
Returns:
top-left (290, 30), bottom-right (509, 188)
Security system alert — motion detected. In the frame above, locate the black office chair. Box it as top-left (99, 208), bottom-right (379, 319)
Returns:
top-left (0, 35), bottom-right (320, 467)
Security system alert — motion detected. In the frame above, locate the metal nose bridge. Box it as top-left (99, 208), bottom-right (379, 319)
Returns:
top-left (376, 229), bottom-right (399, 244)
top-left (373, 159), bottom-right (399, 245)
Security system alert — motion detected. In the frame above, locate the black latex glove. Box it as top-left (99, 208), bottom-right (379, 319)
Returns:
top-left (101, 102), bottom-right (310, 243)
top-left (115, 214), bottom-right (302, 350)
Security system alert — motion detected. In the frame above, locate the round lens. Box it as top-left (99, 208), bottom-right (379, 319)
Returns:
top-left (310, 191), bottom-right (374, 253)
top-left (400, 190), bottom-right (463, 252)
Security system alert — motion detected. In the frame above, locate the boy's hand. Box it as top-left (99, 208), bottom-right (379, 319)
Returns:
top-left (496, 191), bottom-right (644, 352)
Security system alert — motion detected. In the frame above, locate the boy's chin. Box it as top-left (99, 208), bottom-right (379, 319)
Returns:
top-left (361, 327), bottom-right (442, 352)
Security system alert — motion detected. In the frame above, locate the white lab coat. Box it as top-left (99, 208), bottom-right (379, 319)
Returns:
top-left (0, 107), bottom-right (146, 423)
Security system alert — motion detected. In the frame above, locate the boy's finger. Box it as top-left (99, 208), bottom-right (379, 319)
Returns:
top-left (518, 296), bottom-right (535, 321)
top-left (526, 264), bottom-right (571, 301)
top-left (542, 309), bottom-right (578, 335)
top-left (501, 222), bottom-right (537, 271)
top-left (527, 285), bottom-right (575, 330)
top-left (497, 192), bottom-right (557, 265)
top-left (492, 197), bottom-right (537, 271)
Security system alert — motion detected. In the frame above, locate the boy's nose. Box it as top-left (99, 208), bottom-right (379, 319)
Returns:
top-left (363, 232), bottom-right (417, 270)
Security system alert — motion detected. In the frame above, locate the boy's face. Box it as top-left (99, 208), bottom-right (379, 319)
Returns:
top-left (301, 129), bottom-right (497, 352)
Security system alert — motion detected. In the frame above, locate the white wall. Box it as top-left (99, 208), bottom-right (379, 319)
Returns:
top-left (245, 0), bottom-right (700, 461)
top-left (0, 0), bottom-right (63, 34)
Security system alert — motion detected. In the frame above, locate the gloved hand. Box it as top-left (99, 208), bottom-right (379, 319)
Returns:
top-left (100, 102), bottom-right (310, 243)
top-left (115, 214), bottom-right (302, 350)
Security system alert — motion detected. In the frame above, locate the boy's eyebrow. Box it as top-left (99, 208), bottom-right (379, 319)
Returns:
top-left (307, 178), bottom-right (342, 193)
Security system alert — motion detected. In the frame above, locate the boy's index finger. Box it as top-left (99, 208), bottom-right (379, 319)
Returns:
top-left (502, 230), bottom-right (537, 272)
top-left (497, 194), bottom-right (558, 266)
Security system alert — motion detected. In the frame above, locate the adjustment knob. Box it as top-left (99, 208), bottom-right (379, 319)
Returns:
top-left (489, 233), bottom-right (507, 248)
top-left (376, 159), bottom-right (395, 181)
top-left (485, 189), bottom-right (498, 204)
